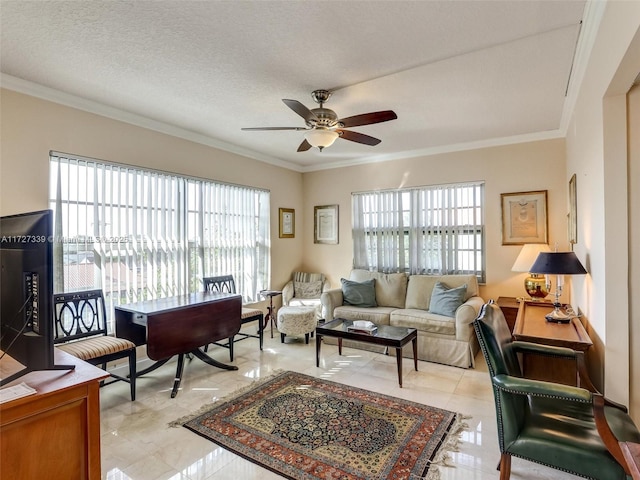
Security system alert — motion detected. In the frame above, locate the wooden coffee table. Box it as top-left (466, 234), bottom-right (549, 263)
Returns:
top-left (316, 318), bottom-right (418, 387)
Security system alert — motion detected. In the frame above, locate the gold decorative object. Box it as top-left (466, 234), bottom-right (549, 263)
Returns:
top-left (511, 243), bottom-right (551, 300)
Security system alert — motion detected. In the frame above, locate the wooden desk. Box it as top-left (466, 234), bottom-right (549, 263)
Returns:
top-left (115, 292), bottom-right (241, 397)
top-left (513, 301), bottom-right (592, 386)
top-left (1, 349), bottom-right (108, 480)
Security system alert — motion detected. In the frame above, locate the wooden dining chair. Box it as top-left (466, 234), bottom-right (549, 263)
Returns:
top-left (203, 275), bottom-right (264, 359)
top-left (53, 289), bottom-right (136, 401)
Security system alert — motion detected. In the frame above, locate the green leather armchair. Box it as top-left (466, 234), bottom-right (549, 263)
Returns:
top-left (473, 301), bottom-right (640, 480)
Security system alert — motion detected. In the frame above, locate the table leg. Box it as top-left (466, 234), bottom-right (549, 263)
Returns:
top-left (264, 297), bottom-right (276, 338)
top-left (412, 336), bottom-right (418, 371)
top-left (191, 348), bottom-right (238, 371)
top-left (396, 347), bottom-right (403, 388)
top-left (135, 357), bottom-right (171, 377)
top-left (338, 338), bottom-right (343, 356)
top-left (171, 353), bottom-right (186, 398)
top-left (316, 334), bottom-right (322, 367)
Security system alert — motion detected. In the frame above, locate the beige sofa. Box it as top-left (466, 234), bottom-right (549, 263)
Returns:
top-left (320, 269), bottom-right (484, 368)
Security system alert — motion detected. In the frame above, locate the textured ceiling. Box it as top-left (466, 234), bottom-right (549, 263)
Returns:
top-left (0, 0), bottom-right (589, 172)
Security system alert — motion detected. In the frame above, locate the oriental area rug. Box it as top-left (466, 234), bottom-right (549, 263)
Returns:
top-left (175, 371), bottom-right (466, 480)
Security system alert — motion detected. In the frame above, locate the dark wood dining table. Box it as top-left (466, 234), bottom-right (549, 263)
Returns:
top-left (115, 291), bottom-right (241, 397)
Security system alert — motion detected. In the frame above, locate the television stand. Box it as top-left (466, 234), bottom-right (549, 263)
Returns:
top-left (0, 350), bottom-right (75, 386)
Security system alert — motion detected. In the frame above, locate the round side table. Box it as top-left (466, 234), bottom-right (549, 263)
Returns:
top-left (260, 289), bottom-right (282, 338)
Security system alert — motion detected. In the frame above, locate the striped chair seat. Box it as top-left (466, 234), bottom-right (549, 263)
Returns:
top-left (57, 336), bottom-right (136, 362)
top-left (242, 307), bottom-right (263, 321)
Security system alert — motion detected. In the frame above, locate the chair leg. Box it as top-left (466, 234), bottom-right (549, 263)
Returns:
top-left (499, 453), bottom-right (511, 480)
top-left (305, 333), bottom-right (309, 344)
top-left (100, 362), bottom-right (107, 387)
top-left (280, 333), bottom-right (285, 343)
top-left (129, 349), bottom-right (136, 401)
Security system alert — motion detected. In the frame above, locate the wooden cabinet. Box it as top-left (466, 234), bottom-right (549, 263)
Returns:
top-left (1, 349), bottom-right (108, 480)
top-left (513, 301), bottom-right (592, 386)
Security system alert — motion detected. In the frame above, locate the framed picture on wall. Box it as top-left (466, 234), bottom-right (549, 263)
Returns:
top-left (314, 204), bottom-right (338, 244)
top-left (501, 190), bottom-right (548, 245)
top-left (279, 208), bottom-right (295, 238)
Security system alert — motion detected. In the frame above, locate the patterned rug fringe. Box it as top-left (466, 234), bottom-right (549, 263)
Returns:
top-left (416, 414), bottom-right (470, 480)
top-left (168, 369), bottom-right (287, 428)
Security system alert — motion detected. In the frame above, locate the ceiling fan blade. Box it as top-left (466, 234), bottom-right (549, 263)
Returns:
top-left (297, 139), bottom-right (312, 152)
top-left (283, 99), bottom-right (319, 123)
top-left (338, 129), bottom-right (382, 146)
top-left (241, 126), bottom-right (308, 131)
top-left (338, 110), bottom-right (397, 128)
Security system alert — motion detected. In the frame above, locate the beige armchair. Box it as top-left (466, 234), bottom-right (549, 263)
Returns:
top-left (282, 272), bottom-right (330, 319)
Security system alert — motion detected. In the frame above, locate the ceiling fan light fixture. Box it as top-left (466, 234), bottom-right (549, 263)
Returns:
top-left (304, 128), bottom-right (339, 151)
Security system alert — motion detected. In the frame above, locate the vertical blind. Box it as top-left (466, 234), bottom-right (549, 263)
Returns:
top-left (49, 153), bottom-right (270, 332)
top-left (352, 182), bottom-right (485, 281)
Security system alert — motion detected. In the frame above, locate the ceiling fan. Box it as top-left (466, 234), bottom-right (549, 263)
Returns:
top-left (242, 90), bottom-right (397, 152)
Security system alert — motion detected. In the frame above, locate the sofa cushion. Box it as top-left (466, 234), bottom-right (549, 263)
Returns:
top-left (341, 278), bottom-right (377, 307)
top-left (333, 305), bottom-right (394, 326)
top-left (349, 270), bottom-right (407, 308)
top-left (428, 282), bottom-right (467, 317)
top-left (405, 274), bottom-right (478, 310)
top-left (390, 309), bottom-right (456, 336)
top-left (294, 280), bottom-right (323, 298)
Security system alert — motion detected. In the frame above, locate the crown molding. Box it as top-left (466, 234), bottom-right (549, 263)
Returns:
top-left (1, 73), bottom-right (304, 173)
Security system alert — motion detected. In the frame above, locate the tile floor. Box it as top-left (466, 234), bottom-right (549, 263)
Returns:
top-left (99, 325), bottom-right (583, 479)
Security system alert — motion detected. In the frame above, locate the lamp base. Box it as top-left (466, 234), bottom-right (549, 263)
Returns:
top-left (545, 304), bottom-right (572, 323)
top-left (524, 274), bottom-right (549, 299)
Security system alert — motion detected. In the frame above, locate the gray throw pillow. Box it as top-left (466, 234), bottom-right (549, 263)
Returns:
top-left (428, 282), bottom-right (467, 317)
top-left (341, 278), bottom-right (377, 307)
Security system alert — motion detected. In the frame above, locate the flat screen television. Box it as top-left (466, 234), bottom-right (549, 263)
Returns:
top-left (0, 209), bottom-right (73, 386)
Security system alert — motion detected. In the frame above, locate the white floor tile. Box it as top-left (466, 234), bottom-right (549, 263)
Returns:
top-left (99, 332), bottom-right (584, 479)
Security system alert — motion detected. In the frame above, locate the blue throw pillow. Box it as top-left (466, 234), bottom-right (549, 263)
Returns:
top-left (341, 278), bottom-right (377, 307)
top-left (428, 282), bottom-right (467, 317)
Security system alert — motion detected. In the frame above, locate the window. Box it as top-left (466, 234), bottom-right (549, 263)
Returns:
top-left (352, 182), bottom-right (485, 282)
top-left (50, 152), bottom-right (270, 332)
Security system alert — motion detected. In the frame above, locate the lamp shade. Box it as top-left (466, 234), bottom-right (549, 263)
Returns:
top-left (305, 128), bottom-right (339, 149)
top-left (511, 244), bottom-right (551, 272)
top-left (529, 252), bottom-right (587, 275)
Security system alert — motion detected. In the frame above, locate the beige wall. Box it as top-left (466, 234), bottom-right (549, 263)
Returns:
top-left (302, 139), bottom-right (569, 302)
top-left (0, 89), bottom-right (305, 300)
top-left (1, 88), bottom-right (570, 306)
top-left (629, 83), bottom-right (640, 424)
top-left (565, 0), bottom-right (640, 413)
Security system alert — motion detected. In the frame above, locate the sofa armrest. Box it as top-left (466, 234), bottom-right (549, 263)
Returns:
top-left (320, 288), bottom-right (343, 321)
top-left (282, 280), bottom-right (294, 306)
top-left (455, 295), bottom-right (484, 341)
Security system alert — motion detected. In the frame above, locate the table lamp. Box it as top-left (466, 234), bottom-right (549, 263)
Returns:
top-left (511, 244), bottom-right (551, 300)
top-left (529, 251), bottom-right (587, 323)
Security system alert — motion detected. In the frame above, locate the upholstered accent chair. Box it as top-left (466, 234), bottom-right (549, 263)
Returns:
top-left (474, 301), bottom-right (640, 480)
top-left (53, 290), bottom-right (136, 401)
top-left (203, 275), bottom-right (264, 358)
top-left (282, 272), bottom-right (330, 319)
